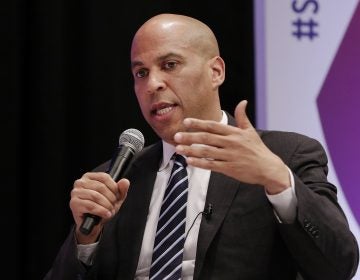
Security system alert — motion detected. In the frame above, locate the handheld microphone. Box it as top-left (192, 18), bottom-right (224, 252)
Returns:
top-left (79, 128), bottom-right (145, 235)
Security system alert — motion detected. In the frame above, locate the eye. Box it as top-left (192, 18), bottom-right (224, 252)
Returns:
top-left (163, 61), bottom-right (178, 70)
top-left (135, 68), bottom-right (148, 78)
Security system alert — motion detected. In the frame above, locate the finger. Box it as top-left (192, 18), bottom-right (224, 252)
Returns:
top-left (74, 175), bottom-right (119, 205)
top-left (174, 131), bottom-right (228, 148)
top-left (70, 196), bottom-right (113, 220)
top-left (71, 186), bottom-right (117, 214)
top-left (116, 178), bottom-right (130, 202)
top-left (182, 118), bottom-right (237, 136)
top-left (185, 156), bottom-right (223, 173)
top-left (176, 142), bottom-right (229, 162)
top-left (82, 172), bottom-right (119, 195)
top-left (234, 100), bottom-right (253, 129)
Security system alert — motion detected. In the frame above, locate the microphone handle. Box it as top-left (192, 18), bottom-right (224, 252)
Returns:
top-left (79, 214), bottom-right (101, 235)
top-left (79, 146), bottom-right (134, 235)
top-left (108, 146), bottom-right (134, 181)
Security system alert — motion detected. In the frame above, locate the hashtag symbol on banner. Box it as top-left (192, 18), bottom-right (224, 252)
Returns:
top-left (292, 18), bottom-right (319, 40)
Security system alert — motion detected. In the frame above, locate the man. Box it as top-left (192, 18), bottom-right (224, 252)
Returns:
top-left (45, 13), bottom-right (359, 279)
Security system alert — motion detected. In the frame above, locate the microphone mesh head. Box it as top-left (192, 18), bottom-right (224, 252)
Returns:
top-left (119, 128), bottom-right (145, 153)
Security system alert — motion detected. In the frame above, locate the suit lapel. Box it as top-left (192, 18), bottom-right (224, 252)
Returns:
top-left (194, 171), bottom-right (240, 279)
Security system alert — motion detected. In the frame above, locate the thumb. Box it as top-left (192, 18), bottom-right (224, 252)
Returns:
top-left (235, 100), bottom-right (253, 129)
top-left (117, 178), bottom-right (130, 201)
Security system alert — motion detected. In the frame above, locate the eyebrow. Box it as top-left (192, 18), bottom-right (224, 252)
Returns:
top-left (131, 52), bottom-right (184, 70)
top-left (131, 61), bottom-right (143, 69)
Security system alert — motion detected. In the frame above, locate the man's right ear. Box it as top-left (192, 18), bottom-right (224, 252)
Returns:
top-left (210, 56), bottom-right (225, 88)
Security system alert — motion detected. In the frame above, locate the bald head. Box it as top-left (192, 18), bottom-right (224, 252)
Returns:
top-left (131, 13), bottom-right (220, 59)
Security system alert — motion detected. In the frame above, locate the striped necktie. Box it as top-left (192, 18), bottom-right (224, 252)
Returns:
top-left (149, 154), bottom-right (189, 280)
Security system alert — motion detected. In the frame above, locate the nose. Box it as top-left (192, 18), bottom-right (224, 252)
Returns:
top-left (146, 71), bottom-right (166, 94)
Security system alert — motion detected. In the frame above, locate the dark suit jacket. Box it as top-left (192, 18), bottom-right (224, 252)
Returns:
top-left (44, 116), bottom-right (359, 280)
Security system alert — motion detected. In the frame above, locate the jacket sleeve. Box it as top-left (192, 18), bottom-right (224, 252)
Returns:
top-left (274, 133), bottom-right (359, 280)
top-left (43, 227), bottom-right (90, 280)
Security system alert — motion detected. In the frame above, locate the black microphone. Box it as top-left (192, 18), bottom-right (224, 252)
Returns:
top-left (203, 203), bottom-right (213, 220)
top-left (185, 203), bottom-right (214, 241)
top-left (79, 128), bottom-right (145, 235)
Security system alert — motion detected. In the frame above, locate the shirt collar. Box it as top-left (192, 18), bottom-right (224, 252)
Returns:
top-left (159, 111), bottom-right (228, 171)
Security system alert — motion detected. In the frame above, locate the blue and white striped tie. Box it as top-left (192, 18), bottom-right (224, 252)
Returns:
top-left (149, 154), bottom-right (188, 280)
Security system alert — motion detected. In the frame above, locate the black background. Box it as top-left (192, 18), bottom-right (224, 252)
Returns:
top-left (6, 1), bottom-right (254, 279)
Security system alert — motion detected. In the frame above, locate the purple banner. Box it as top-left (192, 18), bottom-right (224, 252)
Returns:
top-left (317, 3), bottom-right (360, 225)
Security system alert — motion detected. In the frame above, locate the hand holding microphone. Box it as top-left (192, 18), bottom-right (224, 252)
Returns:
top-left (70, 128), bottom-right (145, 237)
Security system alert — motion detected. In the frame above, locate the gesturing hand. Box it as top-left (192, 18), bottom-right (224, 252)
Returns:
top-left (174, 100), bottom-right (290, 194)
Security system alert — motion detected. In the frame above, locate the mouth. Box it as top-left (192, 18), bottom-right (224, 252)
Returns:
top-left (151, 103), bottom-right (177, 116)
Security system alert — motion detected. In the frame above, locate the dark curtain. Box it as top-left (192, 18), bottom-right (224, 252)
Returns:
top-left (6, 1), bottom-right (254, 279)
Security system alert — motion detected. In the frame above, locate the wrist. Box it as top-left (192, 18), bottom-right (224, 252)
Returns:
top-left (262, 160), bottom-right (291, 195)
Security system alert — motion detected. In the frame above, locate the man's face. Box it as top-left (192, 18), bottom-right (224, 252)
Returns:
top-left (131, 28), bottom-right (219, 145)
